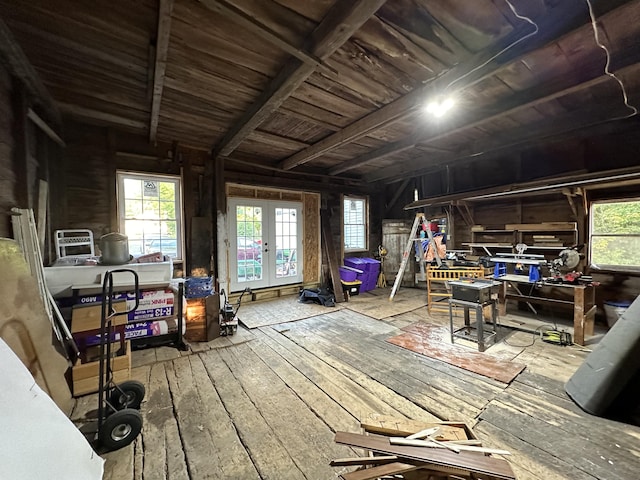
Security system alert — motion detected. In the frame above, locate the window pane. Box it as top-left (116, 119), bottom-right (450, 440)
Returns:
top-left (118, 172), bottom-right (182, 260)
top-left (344, 196), bottom-right (367, 250)
top-left (590, 200), bottom-right (640, 270)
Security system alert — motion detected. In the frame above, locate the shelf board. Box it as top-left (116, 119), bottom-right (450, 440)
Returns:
top-left (464, 243), bottom-right (513, 247)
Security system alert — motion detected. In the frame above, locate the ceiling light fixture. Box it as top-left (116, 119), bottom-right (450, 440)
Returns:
top-left (425, 97), bottom-right (455, 117)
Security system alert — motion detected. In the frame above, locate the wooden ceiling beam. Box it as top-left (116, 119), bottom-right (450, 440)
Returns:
top-left (338, 57), bottom-right (640, 178)
top-left (149, 0), bottom-right (174, 144)
top-left (59, 103), bottom-right (147, 131)
top-left (198, 0), bottom-right (322, 68)
top-left (212, 0), bottom-right (387, 158)
top-left (278, 0), bottom-right (617, 172)
top-left (365, 104), bottom-right (640, 185)
top-left (0, 17), bottom-right (60, 126)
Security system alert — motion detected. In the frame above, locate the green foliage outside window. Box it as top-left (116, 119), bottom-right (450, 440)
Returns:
top-left (590, 200), bottom-right (640, 269)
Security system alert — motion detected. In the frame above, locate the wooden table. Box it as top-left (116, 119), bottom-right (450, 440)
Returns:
top-left (495, 274), bottom-right (596, 346)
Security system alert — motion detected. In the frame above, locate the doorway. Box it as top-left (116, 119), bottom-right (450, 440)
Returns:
top-left (228, 198), bottom-right (303, 292)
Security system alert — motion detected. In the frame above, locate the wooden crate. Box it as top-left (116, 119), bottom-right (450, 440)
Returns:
top-left (71, 300), bottom-right (128, 333)
top-left (72, 341), bottom-right (131, 397)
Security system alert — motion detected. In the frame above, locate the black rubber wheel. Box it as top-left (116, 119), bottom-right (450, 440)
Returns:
top-left (109, 380), bottom-right (146, 410)
top-left (99, 408), bottom-right (142, 452)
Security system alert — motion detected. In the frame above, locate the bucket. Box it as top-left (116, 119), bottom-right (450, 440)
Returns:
top-left (99, 232), bottom-right (131, 265)
top-left (604, 300), bottom-right (631, 328)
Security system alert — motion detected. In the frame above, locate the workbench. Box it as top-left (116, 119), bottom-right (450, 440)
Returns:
top-left (495, 274), bottom-right (596, 346)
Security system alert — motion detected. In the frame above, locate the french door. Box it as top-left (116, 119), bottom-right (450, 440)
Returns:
top-left (229, 198), bottom-right (303, 292)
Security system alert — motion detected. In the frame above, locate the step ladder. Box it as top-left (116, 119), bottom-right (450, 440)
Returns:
top-left (389, 212), bottom-right (443, 300)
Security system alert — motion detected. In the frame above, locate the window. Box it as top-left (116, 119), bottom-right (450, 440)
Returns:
top-left (344, 195), bottom-right (368, 251)
top-left (117, 171), bottom-right (183, 261)
top-left (590, 198), bottom-right (640, 271)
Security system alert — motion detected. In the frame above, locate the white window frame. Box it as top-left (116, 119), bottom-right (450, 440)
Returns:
top-left (343, 195), bottom-right (368, 252)
top-left (116, 171), bottom-right (184, 262)
top-left (589, 197), bottom-right (640, 272)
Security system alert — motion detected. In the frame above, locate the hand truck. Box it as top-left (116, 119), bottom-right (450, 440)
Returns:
top-left (96, 269), bottom-right (146, 451)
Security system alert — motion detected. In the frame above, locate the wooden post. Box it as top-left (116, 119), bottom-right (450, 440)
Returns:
top-left (321, 209), bottom-right (345, 303)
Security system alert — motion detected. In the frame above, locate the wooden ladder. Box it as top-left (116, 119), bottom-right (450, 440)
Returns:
top-left (389, 213), bottom-right (442, 301)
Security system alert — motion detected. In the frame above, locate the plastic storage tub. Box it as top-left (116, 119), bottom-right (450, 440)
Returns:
top-left (604, 300), bottom-right (631, 328)
top-left (344, 258), bottom-right (371, 290)
top-left (339, 266), bottom-right (363, 282)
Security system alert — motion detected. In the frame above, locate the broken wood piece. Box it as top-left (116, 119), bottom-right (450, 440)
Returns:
top-left (335, 431), bottom-right (516, 479)
top-left (406, 427), bottom-right (440, 440)
top-left (390, 437), bottom-right (511, 455)
top-left (427, 437), bottom-right (461, 454)
top-left (360, 417), bottom-right (471, 441)
top-left (330, 455), bottom-right (398, 467)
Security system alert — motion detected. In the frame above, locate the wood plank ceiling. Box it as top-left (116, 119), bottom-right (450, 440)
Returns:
top-left (2, 0), bottom-right (640, 185)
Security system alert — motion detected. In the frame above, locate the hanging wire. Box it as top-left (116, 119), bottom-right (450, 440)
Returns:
top-left (585, 0), bottom-right (638, 119)
top-left (444, 0), bottom-right (539, 92)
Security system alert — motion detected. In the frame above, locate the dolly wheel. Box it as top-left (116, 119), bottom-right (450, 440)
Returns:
top-left (99, 408), bottom-right (142, 451)
top-left (109, 380), bottom-right (146, 410)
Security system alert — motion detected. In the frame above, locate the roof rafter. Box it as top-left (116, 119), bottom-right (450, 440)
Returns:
top-left (280, 0), bottom-right (629, 173)
top-left (199, 0), bottom-right (322, 68)
top-left (149, 0), bottom-right (174, 143)
top-left (212, 0), bottom-right (387, 158)
top-left (364, 87), bottom-right (640, 184)
top-left (0, 17), bottom-right (60, 126)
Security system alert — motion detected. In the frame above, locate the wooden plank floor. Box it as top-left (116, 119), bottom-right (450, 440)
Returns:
top-left (74, 288), bottom-right (640, 480)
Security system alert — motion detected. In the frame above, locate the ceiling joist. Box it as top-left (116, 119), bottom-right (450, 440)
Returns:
top-left (279, 0), bottom-right (612, 172)
top-left (212, 0), bottom-right (387, 158)
top-left (149, 0), bottom-right (174, 144)
top-left (0, 17), bottom-right (60, 125)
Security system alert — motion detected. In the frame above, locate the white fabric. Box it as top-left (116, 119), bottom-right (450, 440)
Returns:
top-left (0, 339), bottom-right (104, 479)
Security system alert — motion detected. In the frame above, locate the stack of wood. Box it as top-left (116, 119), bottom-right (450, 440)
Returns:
top-left (331, 414), bottom-right (515, 480)
top-left (530, 234), bottom-right (564, 247)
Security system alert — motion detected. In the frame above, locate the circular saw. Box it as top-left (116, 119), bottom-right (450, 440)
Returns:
top-left (558, 248), bottom-right (581, 270)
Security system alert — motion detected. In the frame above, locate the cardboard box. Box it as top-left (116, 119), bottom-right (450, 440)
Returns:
top-left (71, 300), bottom-right (128, 333)
top-left (72, 341), bottom-right (131, 396)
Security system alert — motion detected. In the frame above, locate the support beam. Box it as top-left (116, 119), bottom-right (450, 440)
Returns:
top-left (27, 109), bottom-right (65, 147)
top-left (367, 95), bottom-right (640, 184)
top-left (212, 0), bottom-right (386, 158)
top-left (0, 17), bottom-right (60, 126)
top-left (150, 0), bottom-right (174, 144)
top-left (199, 0), bottom-right (322, 68)
top-left (279, 0), bottom-right (617, 171)
top-left (351, 59), bottom-right (640, 180)
top-left (59, 103), bottom-right (147, 131)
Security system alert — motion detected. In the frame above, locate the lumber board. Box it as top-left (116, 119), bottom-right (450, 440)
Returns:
top-left (334, 431), bottom-right (516, 479)
top-left (504, 222), bottom-right (577, 231)
top-left (340, 461), bottom-right (419, 480)
top-left (321, 209), bottom-right (346, 303)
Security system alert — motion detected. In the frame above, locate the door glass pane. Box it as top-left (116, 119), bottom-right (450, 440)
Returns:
top-left (275, 207), bottom-right (297, 279)
top-left (236, 205), bottom-right (263, 282)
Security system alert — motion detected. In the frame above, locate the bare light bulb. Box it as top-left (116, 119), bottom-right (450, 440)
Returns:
top-left (425, 97), bottom-right (455, 117)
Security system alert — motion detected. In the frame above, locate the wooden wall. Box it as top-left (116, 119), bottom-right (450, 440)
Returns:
top-left (53, 120), bottom-right (209, 275)
top-left (0, 64), bottom-right (14, 237)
